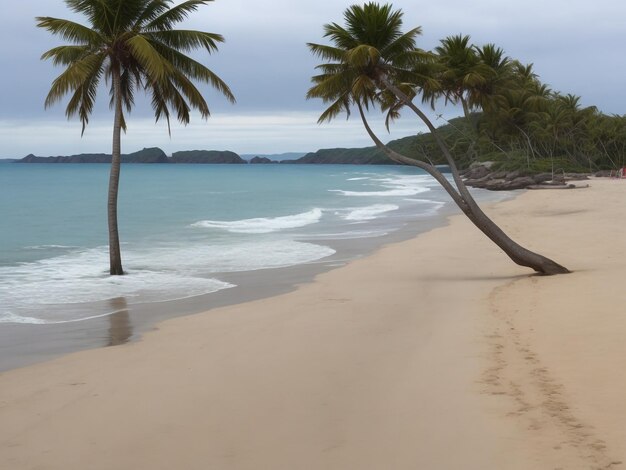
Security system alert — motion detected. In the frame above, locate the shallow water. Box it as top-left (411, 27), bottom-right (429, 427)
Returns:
top-left (1, 163), bottom-right (460, 324)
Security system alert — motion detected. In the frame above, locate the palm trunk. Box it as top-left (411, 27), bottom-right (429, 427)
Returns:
top-left (358, 85), bottom-right (569, 275)
top-left (108, 64), bottom-right (124, 275)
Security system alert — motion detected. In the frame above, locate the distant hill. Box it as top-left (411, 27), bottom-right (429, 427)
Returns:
top-left (18, 148), bottom-right (245, 164)
top-left (249, 156), bottom-right (275, 164)
top-left (284, 118), bottom-right (471, 166)
top-left (170, 150), bottom-right (245, 164)
top-left (285, 134), bottom-right (432, 165)
top-left (241, 152), bottom-right (306, 162)
top-left (19, 147), bottom-right (168, 164)
top-left (286, 147), bottom-right (389, 164)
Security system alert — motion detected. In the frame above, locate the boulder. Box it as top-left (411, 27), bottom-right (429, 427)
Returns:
top-left (533, 173), bottom-right (553, 183)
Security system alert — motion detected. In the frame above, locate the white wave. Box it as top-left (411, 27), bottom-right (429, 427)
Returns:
top-left (403, 198), bottom-right (445, 204)
top-left (331, 173), bottom-right (434, 197)
top-left (0, 240), bottom-right (335, 324)
top-left (25, 244), bottom-right (78, 250)
top-left (297, 231), bottom-right (388, 240)
top-left (0, 312), bottom-right (48, 325)
top-left (0, 250), bottom-right (235, 308)
top-left (0, 309), bottom-right (128, 325)
top-left (402, 199), bottom-right (446, 216)
top-left (346, 177), bottom-right (370, 181)
top-left (192, 208), bottom-right (323, 233)
top-left (344, 204), bottom-right (399, 221)
top-left (330, 188), bottom-right (429, 197)
top-left (152, 240), bottom-right (336, 273)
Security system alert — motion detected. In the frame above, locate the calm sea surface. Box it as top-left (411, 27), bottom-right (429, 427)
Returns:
top-left (0, 163), bottom-right (497, 325)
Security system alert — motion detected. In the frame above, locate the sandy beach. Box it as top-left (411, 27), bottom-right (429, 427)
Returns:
top-left (1, 178), bottom-right (625, 469)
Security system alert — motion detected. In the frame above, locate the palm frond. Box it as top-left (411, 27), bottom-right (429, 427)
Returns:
top-left (146, 0), bottom-right (212, 30)
top-left (41, 45), bottom-right (92, 66)
top-left (44, 52), bottom-right (106, 108)
top-left (316, 95), bottom-right (352, 123)
top-left (345, 44), bottom-right (380, 68)
top-left (35, 17), bottom-right (103, 45)
top-left (307, 43), bottom-right (345, 62)
top-left (126, 34), bottom-right (174, 82)
top-left (148, 29), bottom-right (223, 53)
top-left (149, 39), bottom-right (235, 103)
top-left (64, 53), bottom-right (106, 135)
top-left (134, 0), bottom-right (171, 27)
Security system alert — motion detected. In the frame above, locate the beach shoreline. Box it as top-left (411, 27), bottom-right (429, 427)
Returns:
top-left (1, 178), bottom-right (625, 469)
top-left (1, 186), bottom-right (495, 373)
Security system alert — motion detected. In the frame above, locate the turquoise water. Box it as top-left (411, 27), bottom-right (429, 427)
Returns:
top-left (0, 163), bottom-right (451, 324)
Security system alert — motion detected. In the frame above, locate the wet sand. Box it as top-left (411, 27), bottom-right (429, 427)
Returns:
top-left (1, 178), bottom-right (625, 469)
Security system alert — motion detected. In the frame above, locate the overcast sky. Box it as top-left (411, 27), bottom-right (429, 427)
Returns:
top-left (0, 0), bottom-right (624, 158)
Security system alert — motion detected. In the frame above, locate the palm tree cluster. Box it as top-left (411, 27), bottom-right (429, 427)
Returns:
top-left (38, 0), bottom-right (235, 275)
top-left (477, 63), bottom-right (626, 172)
top-left (308, 2), bottom-right (569, 274)
top-left (414, 34), bottom-right (626, 173)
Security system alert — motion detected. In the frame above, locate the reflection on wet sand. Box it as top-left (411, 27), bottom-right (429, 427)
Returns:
top-left (107, 297), bottom-right (133, 346)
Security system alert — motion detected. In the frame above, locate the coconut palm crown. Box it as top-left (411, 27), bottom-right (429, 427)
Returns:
top-left (38, 0), bottom-right (235, 275)
top-left (38, 0), bottom-right (235, 134)
top-left (306, 2), bottom-right (435, 123)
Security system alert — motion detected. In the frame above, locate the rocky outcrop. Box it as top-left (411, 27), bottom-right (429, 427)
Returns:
top-left (249, 156), bottom-right (275, 164)
top-left (462, 163), bottom-right (590, 191)
top-left (170, 150), bottom-right (245, 164)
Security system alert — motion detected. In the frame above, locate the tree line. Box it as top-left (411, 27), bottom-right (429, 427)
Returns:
top-left (399, 33), bottom-right (626, 172)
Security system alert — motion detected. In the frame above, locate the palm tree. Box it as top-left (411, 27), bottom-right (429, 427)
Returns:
top-left (433, 34), bottom-right (491, 120)
top-left (37, 0), bottom-right (235, 275)
top-left (473, 44), bottom-right (514, 114)
top-left (308, 2), bottom-right (568, 275)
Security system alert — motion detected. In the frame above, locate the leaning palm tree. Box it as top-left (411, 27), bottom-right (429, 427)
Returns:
top-left (308, 2), bottom-right (568, 275)
top-left (37, 0), bottom-right (235, 275)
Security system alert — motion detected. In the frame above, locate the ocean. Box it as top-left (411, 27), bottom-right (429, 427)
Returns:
top-left (0, 163), bottom-right (503, 327)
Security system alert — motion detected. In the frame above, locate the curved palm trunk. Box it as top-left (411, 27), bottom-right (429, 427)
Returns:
top-left (357, 99), bottom-right (568, 275)
top-left (108, 65), bottom-right (124, 275)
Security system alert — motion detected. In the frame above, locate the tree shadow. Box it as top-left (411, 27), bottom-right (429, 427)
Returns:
top-left (419, 273), bottom-right (531, 282)
top-left (107, 297), bottom-right (133, 347)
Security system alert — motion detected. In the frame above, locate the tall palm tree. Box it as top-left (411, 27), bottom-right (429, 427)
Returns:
top-left (308, 2), bottom-right (568, 275)
top-left (473, 44), bottom-right (514, 114)
top-left (37, 0), bottom-right (235, 275)
top-left (433, 34), bottom-right (492, 119)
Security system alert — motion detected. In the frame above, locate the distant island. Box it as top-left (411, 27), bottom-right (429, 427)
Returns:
top-left (241, 152), bottom-right (306, 162)
top-left (14, 133), bottom-right (422, 166)
top-left (18, 148), bottom-right (246, 164)
top-left (10, 119), bottom-right (469, 166)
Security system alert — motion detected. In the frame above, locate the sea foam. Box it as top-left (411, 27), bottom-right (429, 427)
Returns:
top-left (344, 204), bottom-right (399, 221)
top-left (331, 174), bottom-right (434, 197)
top-left (0, 239), bottom-right (335, 324)
top-left (192, 208), bottom-right (323, 233)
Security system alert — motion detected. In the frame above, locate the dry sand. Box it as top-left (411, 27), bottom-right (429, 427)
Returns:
top-left (1, 178), bottom-right (625, 470)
